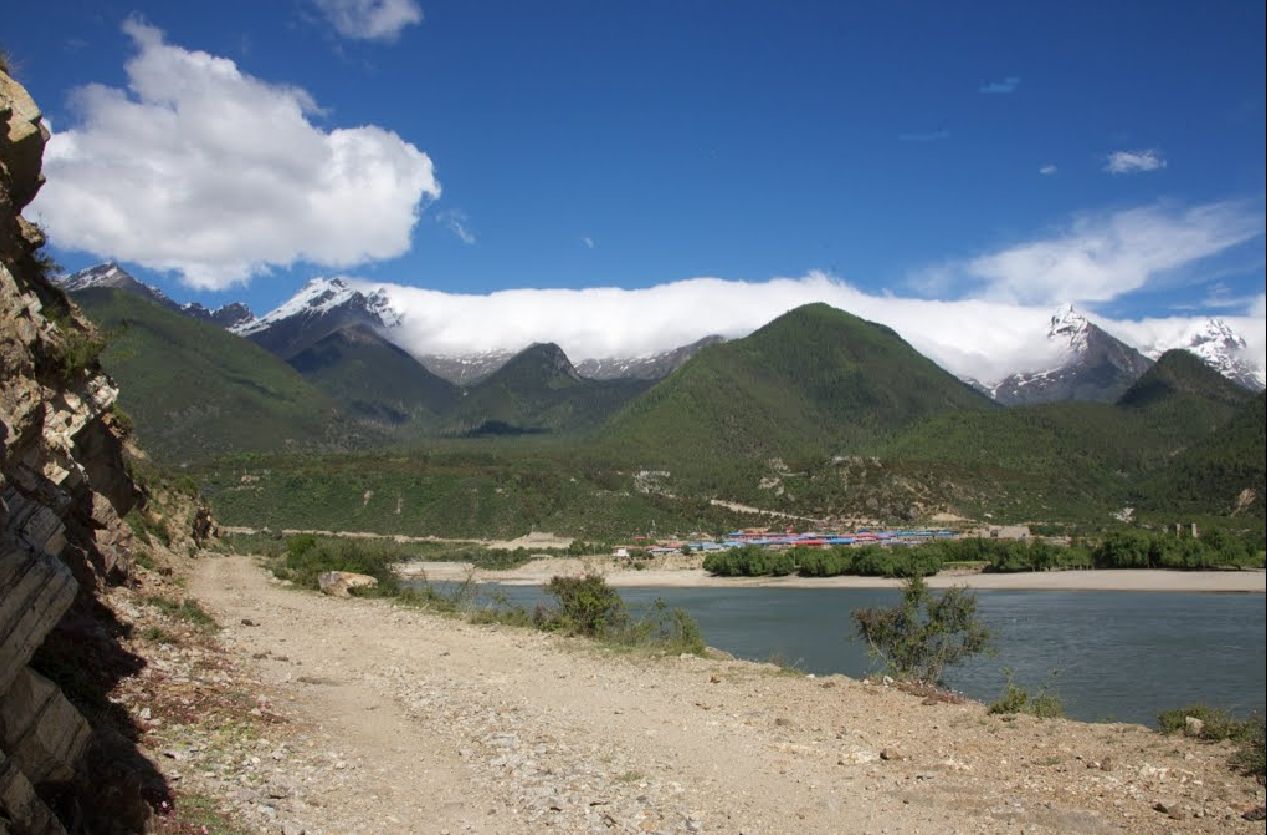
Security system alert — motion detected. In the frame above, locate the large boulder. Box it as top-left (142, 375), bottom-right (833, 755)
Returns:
top-left (317, 571), bottom-right (379, 598)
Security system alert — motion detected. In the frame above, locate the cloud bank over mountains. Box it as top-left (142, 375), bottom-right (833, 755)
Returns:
top-left (32, 20), bottom-right (440, 289)
top-left (353, 272), bottom-right (1266, 387)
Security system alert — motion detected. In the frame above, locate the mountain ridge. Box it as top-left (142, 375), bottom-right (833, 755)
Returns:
top-left (61, 263), bottom-right (1264, 393)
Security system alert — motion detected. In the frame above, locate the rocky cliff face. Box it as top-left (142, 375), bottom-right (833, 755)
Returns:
top-left (1, 68), bottom-right (160, 834)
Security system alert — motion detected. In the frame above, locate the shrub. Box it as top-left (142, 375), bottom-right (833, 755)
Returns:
top-left (988, 670), bottom-right (1064, 718)
top-left (540, 574), bottom-right (628, 637)
top-left (852, 572), bottom-right (991, 686)
top-left (621, 599), bottom-right (706, 656)
top-left (125, 508), bottom-right (171, 547)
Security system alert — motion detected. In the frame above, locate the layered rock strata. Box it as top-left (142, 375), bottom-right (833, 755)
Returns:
top-left (1, 68), bottom-right (145, 834)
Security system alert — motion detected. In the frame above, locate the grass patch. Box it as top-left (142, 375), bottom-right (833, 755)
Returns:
top-left (143, 596), bottom-right (218, 630)
top-left (1158, 704), bottom-right (1254, 740)
top-left (133, 548), bottom-right (156, 572)
top-left (1229, 718), bottom-right (1265, 781)
top-left (125, 506), bottom-right (172, 549)
top-left (141, 626), bottom-right (176, 644)
top-left (154, 792), bottom-right (252, 835)
top-left (1158, 704), bottom-right (1265, 781)
top-left (766, 652), bottom-right (806, 676)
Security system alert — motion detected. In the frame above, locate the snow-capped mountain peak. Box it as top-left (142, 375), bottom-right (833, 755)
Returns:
top-left (1178, 318), bottom-right (1263, 391)
top-left (982, 303), bottom-right (1152, 405)
top-left (59, 262), bottom-right (172, 303)
top-left (229, 276), bottom-right (404, 359)
top-left (232, 277), bottom-right (400, 336)
top-left (1047, 303), bottom-right (1090, 354)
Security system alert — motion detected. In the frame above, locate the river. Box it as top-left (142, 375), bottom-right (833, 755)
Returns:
top-left (415, 581), bottom-right (1266, 725)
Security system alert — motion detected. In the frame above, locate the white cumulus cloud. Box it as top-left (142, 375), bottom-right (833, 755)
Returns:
top-left (31, 20), bottom-right (440, 289)
top-left (1104, 148), bottom-right (1167, 174)
top-left (959, 202), bottom-right (1261, 305)
top-left (314, 0), bottom-right (423, 41)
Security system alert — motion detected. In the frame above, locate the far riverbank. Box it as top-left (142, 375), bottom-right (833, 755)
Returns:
top-left (400, 559), bottom-right (1267, 593)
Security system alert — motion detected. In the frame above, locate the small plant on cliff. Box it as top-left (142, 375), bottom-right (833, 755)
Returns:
top-left (56, 327), bottom-right (106, 380)
top-left (852, 572), bottom-right (991, 687)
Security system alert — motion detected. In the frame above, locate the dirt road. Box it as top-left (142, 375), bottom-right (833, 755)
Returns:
top-left (190, 554), bottom-right (1264, 834)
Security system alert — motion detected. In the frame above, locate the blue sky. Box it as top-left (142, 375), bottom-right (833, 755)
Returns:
top-left (6, 0), bottom-right (1265, 355)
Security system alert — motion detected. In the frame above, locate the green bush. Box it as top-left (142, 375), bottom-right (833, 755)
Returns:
top-left (539, 574), bottom-right (628, 637)
top-left (852, 573), bottom-right (991, 686)
top-left (988, 670), bottom-right (1064, 718)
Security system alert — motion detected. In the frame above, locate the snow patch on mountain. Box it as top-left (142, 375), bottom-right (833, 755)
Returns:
top-left (1047, 303), bottom-right (1089, 355)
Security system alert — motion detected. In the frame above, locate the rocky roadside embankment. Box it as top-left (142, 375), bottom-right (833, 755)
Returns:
top-left (3, 64), bottom-right (224, 834)
top-left (2, 64), bottom-right (151, 834)
top-left (178, 553), bottom-right (1264, 835)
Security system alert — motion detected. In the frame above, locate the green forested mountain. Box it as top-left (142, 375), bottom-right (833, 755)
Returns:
top-left (1137, 392), bottom-right (1266, 515)
top-left (451, 342), bottom-right (653, 435)
top-left (72, 289), bottom-right (1263, 534)
top-left (1116, 349), bottom-right (1255, 450)
top-left (605, 303), bottom-right (992, 465)
top-left (287, 324), bottom-right (459, 427)
top-left (74, 287), bottom-right (363, 461)
top-left (865, 350), bottom-right (1262, 522)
